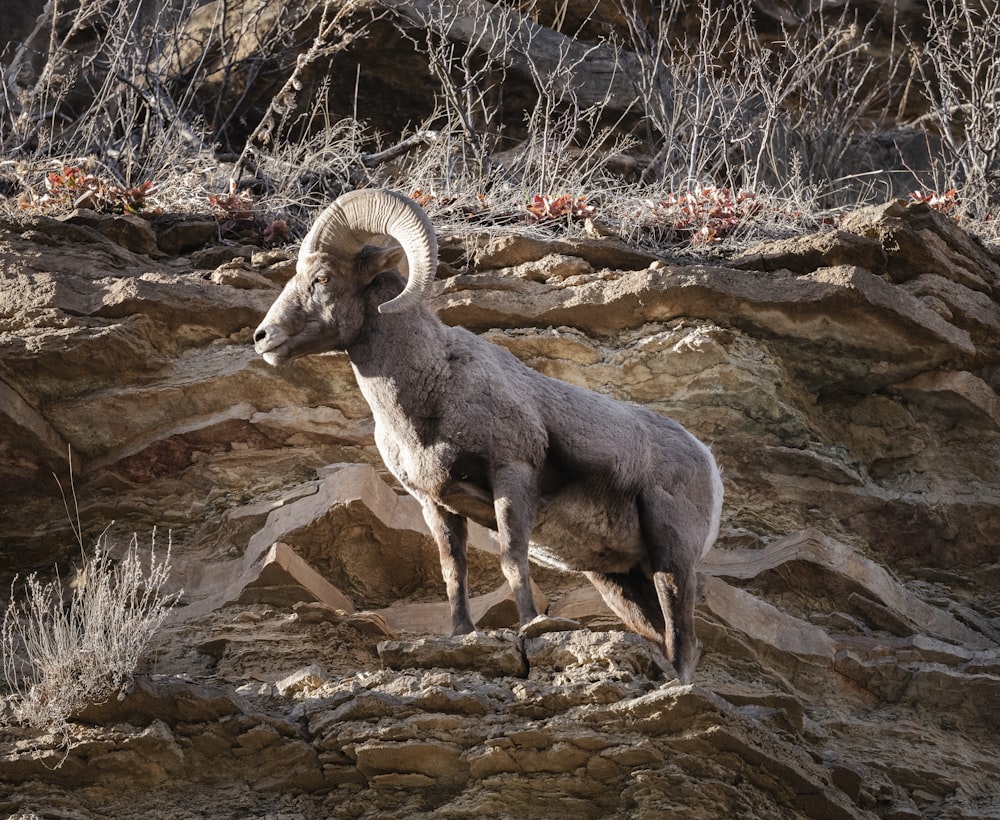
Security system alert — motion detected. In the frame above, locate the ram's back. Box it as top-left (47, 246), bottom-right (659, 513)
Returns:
top-left (428, 325), bottom-right (718, 573)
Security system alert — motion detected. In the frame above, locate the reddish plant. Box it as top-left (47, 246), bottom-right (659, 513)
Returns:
top-left (209, 182), bottom-right (288, 246)
top-left (909, 188), bottom-right (959, 216)
top-left (525, 194), bottom-right (596, 223)
top-left (20, 167), bottom-right (157, 214)
top-left (650, 187), bottom-right (765, 245)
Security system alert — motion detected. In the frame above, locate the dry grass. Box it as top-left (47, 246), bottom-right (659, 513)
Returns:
top-left (1, 0), bottom-right (999, 248)
top-left (2, 531), bottom-right (179, 752)
top-left (912, 0), bottom-right (1000, 240)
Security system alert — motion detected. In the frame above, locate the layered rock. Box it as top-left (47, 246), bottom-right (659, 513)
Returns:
top-left (1, 198), bottom-right (999, 818)
top-left (3, 625), bottom-right (997, 818)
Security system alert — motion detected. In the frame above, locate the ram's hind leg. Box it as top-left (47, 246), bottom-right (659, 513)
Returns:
top-left (652, 565), bottom-right (699, 684)
top-left (422, 502), bottom-right (475, 635)
top-left (586, 566), bottom-right (698, 683)
top-left (584, 569), bottom-right (665, 650)
top-left (639, 493), bottom-right (703, 684)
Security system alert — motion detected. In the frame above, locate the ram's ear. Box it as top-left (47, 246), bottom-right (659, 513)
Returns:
top-left (357, 244), bottom-right (406, 283)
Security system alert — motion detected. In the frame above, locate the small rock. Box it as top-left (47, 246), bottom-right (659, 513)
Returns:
top-left (584, 217), bottom-right (621, 238)
top-left (275, 664), bottom-right (329, 696)
top-left (152, 214), bottom-right (218, 253)
top-left (378, 632), bottom-right (528, 678)
top-left (344, 611), bottom-right (398, 638)
top-left (191, 244), bottom-right (256, 270)
top-left (292, 601), bottom-right (352, 624)
top-left (253, 250), bottom-right (297, 284)
top-left (209, 262), bottom-right (278, 290)
top-left (62, 209), bottom-right (159, 255)
top-left (519, 614), bottom-right (582, 639)
top-left (731, 229), bottom-right (887, 275)
top-left (354, 739), bottom-right (469, 786)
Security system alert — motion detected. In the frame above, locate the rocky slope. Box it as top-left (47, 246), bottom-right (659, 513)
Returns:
top-left (1, 199), bottom-right (999, 818)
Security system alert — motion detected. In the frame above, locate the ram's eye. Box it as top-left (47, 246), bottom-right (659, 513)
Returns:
top-left (315, 274), bottom-right (329, 285)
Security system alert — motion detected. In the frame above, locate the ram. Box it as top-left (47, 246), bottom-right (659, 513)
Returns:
top-left (253, 188), bottom-right (723, 682)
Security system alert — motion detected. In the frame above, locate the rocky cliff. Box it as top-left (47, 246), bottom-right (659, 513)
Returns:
top-left (1, 199), bottom-right (999, 818)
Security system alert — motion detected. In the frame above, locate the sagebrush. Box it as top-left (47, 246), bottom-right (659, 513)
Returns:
top-left (2, 531), bottom-right (179, 744)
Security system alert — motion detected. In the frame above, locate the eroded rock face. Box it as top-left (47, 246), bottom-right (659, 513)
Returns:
top-left (1, 199), bottom-right (999, 818)
top-left (3, 624), bottom-right (997, 818)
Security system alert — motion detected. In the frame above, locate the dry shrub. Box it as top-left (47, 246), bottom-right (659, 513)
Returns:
top-left (914, 0), bottom-right (1000, 235)
top-left (2, 0), bottom-right (999, 248)
top-left (2, 531), bottom-right (179, 750)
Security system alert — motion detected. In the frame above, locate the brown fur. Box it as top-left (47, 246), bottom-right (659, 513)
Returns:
top-left (255, 238), bottom-right (723, 683)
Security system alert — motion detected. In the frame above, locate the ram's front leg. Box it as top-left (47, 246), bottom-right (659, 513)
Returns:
top-left (422, 501), bottom-right (475, 635)
top-left (492, 463), bottom-right (540, 625)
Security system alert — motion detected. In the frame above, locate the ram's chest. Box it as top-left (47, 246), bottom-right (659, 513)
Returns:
top-left (353, 369), bottom-right (447, 493)
top-left (371, 414), bottom-right (453, 498)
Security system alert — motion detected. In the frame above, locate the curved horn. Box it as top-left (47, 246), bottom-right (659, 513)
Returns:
top-left (300, 188), bottom-right (438, 314)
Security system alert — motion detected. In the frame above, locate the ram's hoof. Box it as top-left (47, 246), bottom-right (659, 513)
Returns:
top-left (519, 614), bottom-right (582, 639)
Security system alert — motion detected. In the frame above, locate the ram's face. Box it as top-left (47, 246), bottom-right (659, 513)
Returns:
top-left (253, 252), bottom-right (361, 364)
top-left (253, 246), bottom-right (405, 365)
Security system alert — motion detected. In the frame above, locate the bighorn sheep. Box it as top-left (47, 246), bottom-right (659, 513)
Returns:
top-left (253, 189), bottom-right (723, 682)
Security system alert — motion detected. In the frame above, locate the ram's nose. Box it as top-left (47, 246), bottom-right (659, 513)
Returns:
top-left (252, 324), bottom-right (271, 354)
top-left (253, 323), bottom-right (289, 363)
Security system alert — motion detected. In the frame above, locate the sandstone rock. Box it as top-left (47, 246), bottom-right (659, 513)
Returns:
top-left (72, 674), bottom-right (245, 726)
top-left (61, 209), bottom-right (159, 255)
top-left (377, 632), bottom-right (528, 678)
top-left (702, 530), bottom-right (991, 649)
top-left (437, 263), bottom-right (975, 392)
top-left (173, 540), bottom-right (357, 619)
top-left (472, 232), bottom-right (657, 271)
top-left (548, 584), bottom-right (626, 631)
top-left (208, 263), bottom-right (277, 290)
top-left (354, 738), bottom-right (469, 787)
top-left (192, 245), bottom-right (258, 270)
top-left (150, 214), bottom-right (218, 254)
top-left (523, 629), bottom-right (671, 682)
top-left (2, 197), bottom-right (1000, 819)
top-left (702, 575), bottom-right (838, 679)
top-left (732, 229), bottom-right (887, 274)
top-left (518, 614), bottom-right (583, 639)
top-left (379, 578), bottom-right (548, 634)
top-left (274, 663), bottom-right (328, 696)
top-left (898, 664), bottom-right (1000, 731)
top-left (890, 369), bottom-right (1000, 431)
top-left (293, 603), bottom-right (398, 638)
top-left (168, 529), bottom-right (355, 620)
top-left (900, 273), bottom-right (1000, 352)
top-left (840, 200), bottom-right (1000, 291)
top-left (233, 462), bottom-right (498, 609)
top-left (0, 213), bottom-right (169, 273)
top-left (0, 374), bottom-right (76, 486)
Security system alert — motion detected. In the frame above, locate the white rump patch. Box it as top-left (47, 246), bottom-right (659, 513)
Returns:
top-left (698, 440), bottom-right (725, 558)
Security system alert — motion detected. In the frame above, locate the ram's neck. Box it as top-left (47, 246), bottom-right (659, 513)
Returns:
top-left (346, 280), bottom-right (449, 422)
